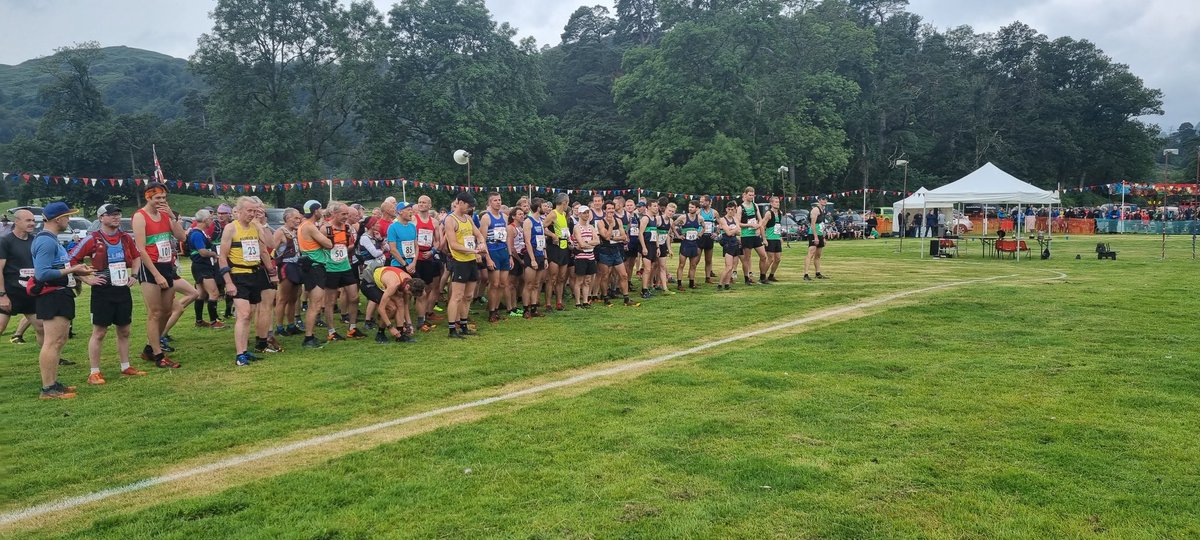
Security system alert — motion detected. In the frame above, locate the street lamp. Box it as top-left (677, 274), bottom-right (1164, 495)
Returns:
top-left (895, 159), bottom-right (909, 253)
top-left (1162, 148), bottom-right (1179, 258)
top-left (777, 166), bottom-right (788, 198)
top-left (454, 149), bottom-right (472, 188)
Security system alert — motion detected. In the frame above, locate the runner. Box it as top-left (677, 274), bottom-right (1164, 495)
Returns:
top-left (298, 200), bottom-right (333, 348)
top-left (31, 202), bottom-right (94, 399)
top-left (762, 195), bottom-right (784, 282)
top-left (506, 206), bottom-right (526, 317)
top-left (622, 199), bottom-right (642, 292)
top-left (362, 260), bottom-right (425, 343)
top-left (655, 199), bottom-right (674, 293)
top-left (697, 195), bottom-right (717, 283)
top-left (254, 204), bottom-right (284, 353)
top-left (412, 195), bottom-right (442, 332)
top-left (520, 198), bottom-right (548, 318)
top-left (478, 193), bottom-right (510, 323)
top-left (0, 209), bottom-right (45, 351)
top-left (321, 202), bottom-right (363, 340)
top-left (444, 192), bottom-right (486, 338)
top-left (544, 193), bottom-right (571, 312)
top-left (674, 200), bottom-right (702, 291)
top-left (359, 208), bottom-right (390, 330)
top-left (718, 200), bottom-right (743, 290)
top-left (159, 210), bottom-right (201, 347)
top-left (133, 182), bottom-right (188, 368)
top-left (738, 187), bottom-right (769, 285)
top-left (219, 197), bottom-right (277, 366)
top-left (597, 200), bottom-right (636, 306)
top-left (804, 196), bottom-right (829, 281)
top-left (68, 203), bottom-right (147, 384)
top-left (187, 209), bottom-right (225, 329)
top-left (572, 206), bottom-right (600, 308)
top-left (273, 208), bottom-right (303, 337)
top-left (213, 203), bottom-right (235, 320)
top-left (638, 199), bottom-right (660, 299)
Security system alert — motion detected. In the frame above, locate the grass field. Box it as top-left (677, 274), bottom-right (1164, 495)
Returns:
top-left (2, 235), bottom-right (1198, 538)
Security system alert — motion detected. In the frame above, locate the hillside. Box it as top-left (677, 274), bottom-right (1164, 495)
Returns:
top-left (0, 46), bottom-right (205, 143)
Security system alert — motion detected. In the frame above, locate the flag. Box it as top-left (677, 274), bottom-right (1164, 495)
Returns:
top-left (152, 145), bottom-right (165, 182)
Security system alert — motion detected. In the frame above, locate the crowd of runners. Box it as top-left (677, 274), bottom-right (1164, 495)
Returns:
top-left (1, 183), bottom-right (832, 399)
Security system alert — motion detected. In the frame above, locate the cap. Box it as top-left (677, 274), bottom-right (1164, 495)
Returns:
top-left (396, 201), bottom-right (411, 211)
top-left (303, 200), bottom-right (323, 217)
top-left (97, 204), bottom-right (122, 217)
top-left (44, 201), bottom-right (78, 220)
top-left (217, 203), bottom-right (233, 214)
top-left (636, 201), bottom-right (647, 207)
top-left (576, 206), bottom-right (590, 215)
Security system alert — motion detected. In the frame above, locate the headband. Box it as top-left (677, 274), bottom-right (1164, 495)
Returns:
top-left (144, 186), bottom-right (167, 198)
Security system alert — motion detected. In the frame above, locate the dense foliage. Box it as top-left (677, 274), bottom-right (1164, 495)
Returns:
top-left (0, 0), bottom-right (1188, 210)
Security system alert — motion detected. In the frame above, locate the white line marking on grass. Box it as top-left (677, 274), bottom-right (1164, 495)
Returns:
top-left (0, 273), bottom-right (1029, 527)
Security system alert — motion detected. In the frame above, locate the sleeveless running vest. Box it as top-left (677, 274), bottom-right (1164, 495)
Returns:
top-left (765, 210), bottom-right (781, 240)
top-left (415, 213), bottom-right (436, 258)
top-left (528, 215), bottom-right (546, 257)
top-left (451, 215), bottom-right (477, 262)
top-left (699, 208), bottom-right (716, 236)
top-left (300, 222), bottom-right (331, 267)
top-left (740, 203), bottom-right (759, 237)
top-left (680, 214), bottom-right (701, 246)
top-left (228, 220), bottom-right (263, 273)
top-left (138, 208), bottom-right (175, 264)
top-left (326, 225), bottom-right (352, 272)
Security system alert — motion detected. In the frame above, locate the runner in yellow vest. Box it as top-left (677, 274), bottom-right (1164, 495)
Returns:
top-left (219, 197), bottom-right (276, 366)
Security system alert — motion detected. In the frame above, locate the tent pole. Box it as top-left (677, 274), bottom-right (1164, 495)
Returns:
top-left (1017, 203), bottom-right (1021, 262)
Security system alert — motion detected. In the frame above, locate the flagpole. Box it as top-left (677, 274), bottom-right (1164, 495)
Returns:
top-left (402, 179), bottom-right (407, 204)
top-left (328, 179), bottom-right (334, 204)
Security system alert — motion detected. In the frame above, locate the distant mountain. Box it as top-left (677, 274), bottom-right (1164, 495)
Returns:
top-left (0, 46), bottom-right (205, 143)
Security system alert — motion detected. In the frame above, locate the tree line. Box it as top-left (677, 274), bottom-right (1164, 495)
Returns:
top-left (0, 0), bottom-right (1181, 210)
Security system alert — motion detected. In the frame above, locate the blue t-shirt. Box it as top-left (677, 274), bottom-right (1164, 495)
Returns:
top-left (32, 231), bottom-right (70, 285)
top-left (386, 220), bottom-right (417, 267)
top-left (187, 228), bottom-right (214, 266)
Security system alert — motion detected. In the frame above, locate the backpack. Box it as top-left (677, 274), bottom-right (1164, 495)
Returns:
top-left (359, 257), bottom-right (385, 285)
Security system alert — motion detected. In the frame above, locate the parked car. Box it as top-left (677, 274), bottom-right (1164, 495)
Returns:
top-left (35, 217), bottom-right (92, 246)
top-left (265, 208), bottom-right (287, 229)
top-left (6, 206), bottom-right (45, 222)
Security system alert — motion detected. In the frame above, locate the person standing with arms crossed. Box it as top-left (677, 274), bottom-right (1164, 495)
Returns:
top-left (219, 197), bottom-right (277, 365)
top-left (133, 182), bottom-right (189, 368)
top-left (738, 187), bottom-right (769, 285)
top-left (761, 195), bottom-right (784, 282)
top-left (697, 195), bottom-right (718, 284)
top-left (298, 200), bottom-right (334, 349)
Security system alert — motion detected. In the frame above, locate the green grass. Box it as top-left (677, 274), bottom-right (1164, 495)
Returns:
top-left (4, 235), bottom-right (1200, 538)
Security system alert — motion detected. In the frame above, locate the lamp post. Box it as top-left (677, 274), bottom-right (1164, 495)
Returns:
top-left (777, 165), bottom-right (788, 199)
top-left (895, 159), bottom-right (909, 253)
top-left (1163, 148), bottom-right (1179, 258)
top-left (454, 149), bottom-right (472, 188)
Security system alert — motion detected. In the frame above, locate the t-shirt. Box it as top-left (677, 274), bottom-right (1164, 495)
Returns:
top-left (32, 231), bottom-right (71, 286)
top-left (387, 221), bottom-right (418, 267)
top-left (0, 232), bottom-right (35, 288)
top-left (187, 228), bottom-right (215, 267)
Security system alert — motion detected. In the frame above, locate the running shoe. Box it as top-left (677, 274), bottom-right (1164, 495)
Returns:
top-left (120, 367), bottom-right (147, 376)
top-left (327, 332), bottom-right (347, 342)
top-left (803, 274), bottom-right (812, 281)
top-left (10, 334), bottom-right (25, 344)
top-left (555, 303), bottom-right (565, 311)
top-left (488, 312), bottom-right (501, 323)
top-left (210, 320), bottom-right (227, 329)
top-left (363, 320), bottom-right (377, 330)
top-left (255, 341), bottom-right (282, 354)
top-left (286, 324), bottom-right (301, 336)
top-left (624, 299), bottom-right (641, 307)
top-left (340, 314), bottom-right (350, 325)
top-left (315, 317), bottom-right (327, 328)
top-left (268, 336), bottom-right (284, 352)
top-left (396, 333), bottom-right (416, 343)
top-left (195, 320), bottom-right (211, 328)
top-left (58, 358), bottom-right (76, 366)
top-left (39, 382), bottom-right (76, 400)
top-left (87, 372), bottom-right (106, 385)
top-left (235, 353), bottom-right (253, 367)
top-left (427, 312), bottom-right (443, 321)
top-left (816, 273), bottom-right (828, 279)
top-left (509, 309), bottom-right (524, 318)
top-left (448, 328), bottom-right (466, 339)
top-left (346, 328), bottom-right (367, 339)
top-left (641, 291), bottom-right (652, 299)
top-left (433, 305), bottom-right (444, 312)
top-left (375, 330), bottom-right (389, 344)
top-left (302, 336), bottom-right (324, 349)
top-left (159, 338), bottom-right (176, 353)
top-left (523, 310), bottom-right (533, 319)
top-left (155, 355), bottom-right (181, 369)
top-left (419, 322), bottom-right (436, 332)
top-left (768, 275), bottom-right (779, 282)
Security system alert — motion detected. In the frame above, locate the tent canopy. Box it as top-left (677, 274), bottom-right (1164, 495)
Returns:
top-left (924, 162), bottom-right (1060, 205)
top-left (892, 187), bottom-right (954, 217)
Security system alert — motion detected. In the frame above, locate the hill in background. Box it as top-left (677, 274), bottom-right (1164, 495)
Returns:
top-left (0, 46), bottom-right (204, 143)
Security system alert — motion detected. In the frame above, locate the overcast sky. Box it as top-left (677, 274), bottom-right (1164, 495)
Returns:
top-left (0, 0), bottom-right (1194, 131)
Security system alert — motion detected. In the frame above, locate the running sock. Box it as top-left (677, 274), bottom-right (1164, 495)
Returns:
top-left (120, 362), bottom-right (130, 371)
top-left (194, 300), bottom-right (204, 322)
top-left (90, 367), bottom-right (100, 375)
top-left (208, 301), bottom-right (219, 321)
top-left (224, 298), bottom-right (233, 318)
top-left (449, 321), bottom-right (458, 334)
top-left (349, 323), bottom-right (357, 331)
top-left (688, 279), bottom-right (695, 288)
top-left (255, 338), bottom-right (268, 349)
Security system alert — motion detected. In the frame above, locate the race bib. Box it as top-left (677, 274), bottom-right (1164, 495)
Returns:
top-left (773, 224), bottom-right (782, 236)
top-left (535, 235), bottom-right (546, 251)
top-left (67, 273), bottom-right (77, 288)
top-left (463, 236), bottom-right (477, 251)
top-left (493, 228), bottom-right (507, 242)
top-left (216, 244), bottom-right (222, 257)
top-left (417, 229), bottom-right (433, 247)
top-left (155, 240), bottom-right (173, 263)
top-left (748, 218), bottom-right (758, 227)
top-left (648, 230), bottom-right (658, 243)
top-left (241, 238), bottom-right (261, 262)
top-left (703, 221), bottom-right (714, 234)
top-left (19, 268), bottom-right (34, 279)
top-left (110, 262), bottom-right (129, 287)
top-left (685, 230), bottom-right (698, 241)
top-left (629, 225), bottom-right (638, 236)
top-left (657, 233), bottom-right (667, 245)
top-left (330, 245), bottom-right (348, 262)
top-left (401, 240), bottom-right (416, 260)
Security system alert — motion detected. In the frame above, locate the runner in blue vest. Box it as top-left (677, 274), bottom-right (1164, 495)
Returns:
top-left (478, 192), bottom-right (509, 323)
top-left (697, 195), bottom-right (717, 284)
top-left (674, 200), bottom-right (703, 291)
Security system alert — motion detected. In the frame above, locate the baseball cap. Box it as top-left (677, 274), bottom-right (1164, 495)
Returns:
top-left (636, 201), bottom-right (647, 207)
top-left (396, 201), bottom-right (411, 211)
top-left (97, 204), bottom-right (122, 217)
top-left (217, 203), bottom-right (233, 214)
top-left (303, 200), bottom-right (323, 217)
top-left (44, 201), bottom-right (78, 220)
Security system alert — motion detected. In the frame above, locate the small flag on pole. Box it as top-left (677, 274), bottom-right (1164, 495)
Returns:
top-left (152, 145), bottom-right (165, 182)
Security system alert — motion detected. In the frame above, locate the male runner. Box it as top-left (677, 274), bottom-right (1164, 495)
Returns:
top-left (738, 187), bottom-right (769, 285)
top-left (188, 209), bottom-right (224, 328)
top-left (220, 197), bottom-right (277, 365)
top-left (298, 200), bottom-right (334, 348)
top-left (675, 200), bottom-right (702, 290)
top-left (718, 200), bottom-right (744, 290)
top-left (69, 203), bottom-right (147, 383)
top-left (698, 195), bottom-right (717, 283)
top-left (0, 209), bottom-right (45, 350)
top-left (413, 195), bottom-right (442, 332)
top-left (32, 202), bottom-right (96, 399)
top-left (133, 182), bottom-right (189, 368)
top-left (762, 195), bottom-right (784, 281)
top-left (321, 202), bottom-right (363, 340)
top-left (444, 192), bottom-right (486, 338)
top-left (638, 199), bottom-right (660, 299)
top-left (478, 192), bottom-right (510, 323)
top-left (804, 196), bottom-right (829, 281)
